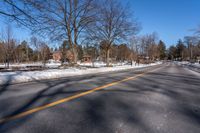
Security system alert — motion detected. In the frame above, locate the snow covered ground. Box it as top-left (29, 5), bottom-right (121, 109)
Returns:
top-left (176, 61), bottom-right (200, 68)
top-left (0, 62), bottom-right (61, 69)
top-left (0, 62), bottom-right (161, 85)
top-left (176, 61), bottom-right (200, 73)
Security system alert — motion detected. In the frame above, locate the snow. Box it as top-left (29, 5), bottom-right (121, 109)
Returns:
top-left (176, 61), bottom-right (200, 68)
top-left (176, 61), bottom-right (200, 73)
top-left (193, 63), bottom-right (200, 68)
top-left (0, 62), bottom-right (161, 85)
top-left (0, 62), bottom-right (61, 69)
top-left (78, 61), bottom-right (106, 67)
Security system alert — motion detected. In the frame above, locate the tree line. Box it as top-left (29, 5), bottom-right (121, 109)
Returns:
top-left (0, 28), bottom-right (167, 67)
top-left (0, 0), bottom-right (200, 68)
top-left (167, 36), bottom-right (200, 61)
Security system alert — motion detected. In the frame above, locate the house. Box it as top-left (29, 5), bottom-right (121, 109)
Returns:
top-left (82, 55), bottom-right (91, 62)
top-left (53, 51), bottom-right (61, 61)
top-left (52, 50), bottom-right (74, 62)
top-left (66, 50), bottom-right (74, 62)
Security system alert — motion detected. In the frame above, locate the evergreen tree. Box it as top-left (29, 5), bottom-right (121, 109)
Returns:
top-left (61, 40), bottom-right (68, 64)
top-left (168, 45), bottom-right (177, 60)
top-left (157, 40), bottom-right (166, 60)
top-left (77, 45), bottom-right (83, 60)
top-left (176, 39), bottom-right (186, 60)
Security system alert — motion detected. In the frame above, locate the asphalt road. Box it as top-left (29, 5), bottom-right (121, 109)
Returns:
top-left (0, 62), bottom-right (200, 133)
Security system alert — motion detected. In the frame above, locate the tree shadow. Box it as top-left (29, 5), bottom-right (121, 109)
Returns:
top-left (0, 66), bottom-right (159, 132)
top-left (0, 71), bottom-right (23, 95)
top-left (1, 64), bottom-right (199, 132)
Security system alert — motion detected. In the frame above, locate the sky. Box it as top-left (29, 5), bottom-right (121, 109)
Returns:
top-left (130, 0), bottom-right (200, 46)
top-left (0, 0), bottom-right (200, 47)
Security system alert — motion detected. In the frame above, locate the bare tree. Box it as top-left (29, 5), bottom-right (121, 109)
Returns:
top-left (0, 41), bottom-right (5, 63)
top-left (130, 36), bottom-right (140, 65)
top-left (82, 39), bottom-right (99, 67)
top-left (86, 0), bottom-right (139, 66)
top-left (1, 25), bottom-right (16, 68)
top-left (30, 36), bottom-right (41, 61)
top-left (40, 42), bottom-right (51, 67)
top-left (20, 0), bottom-right (96, 65)
top-left (139, 33), bottom-right (158, 62)
top-left (184, 36), bottom-right (199, 60)
top-left (0, 0), bottom-right (37, 27)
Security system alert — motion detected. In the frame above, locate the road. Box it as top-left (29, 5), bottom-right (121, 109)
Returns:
top-left (0, 62), bottom-right (200, 133)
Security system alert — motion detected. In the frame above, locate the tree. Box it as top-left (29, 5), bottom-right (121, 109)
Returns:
top-left (157, 40), bottom-right (166, 60)
top-left (0, 0), bottom-right (37, 26)
top-left (21, 40), bottom-right (29, 62)
top-left (84, 45), bottom-right (98, 67)
top-left (148, 43), bottom-right (158, 61)
top-left (139, 33), bottom-right (158, 62)
top-left (0, 41), bottom-right (5, 63)
top-left (61, 40), bottom-right (68, 64)
top-left (30, 36), bottom-right (41, 61)
top-left (15, 40), bottom-right (33, 63)
top-left (40, 42), bottom-right (51, 66)
top-left (86, 0), bottom-right (139, 66)
top-left (1, 25), bottom-right (16, 68)
top-left (22, 0), bottom-right (96, 64)
top-left (184, 36), bottom-right (198, 60)
top-left (117, 44), bottom-right (131, 62)
top-left (129, 36), bottom-right (140, 65)
top-left (15, 42), bottom-right (26, 63)
top-left (77, 45), bottom-right (84, 60)
top-left (176, 39), bottom-right (186, 60)
top-left (168, 45), bottom-right (177, 60)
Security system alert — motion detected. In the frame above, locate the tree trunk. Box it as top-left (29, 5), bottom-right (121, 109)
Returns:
top-left (37, 53), bottom-right (40, 62)
top-left (92, 59), bottom-right (95, 67)
top-left (7, 57), bottom-right (10, 69)
top-left (72, 47), bottom-right (78, 64)
top-left (106, 49), bottom-right (110, 67)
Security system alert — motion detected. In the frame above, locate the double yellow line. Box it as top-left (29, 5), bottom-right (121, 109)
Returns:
top-left (0, 68), bottom-right (157, 124)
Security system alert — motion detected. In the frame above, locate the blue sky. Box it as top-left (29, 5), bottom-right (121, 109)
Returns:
top-left (130, 0), bottom-right (200, 46)
top-left (0, 0), bottom-right (200, 47)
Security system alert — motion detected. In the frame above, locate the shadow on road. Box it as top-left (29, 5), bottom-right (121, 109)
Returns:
top-left (0, 72), bottom-right (23, 95)
top-left (0, 64), bottom-right (199, 132)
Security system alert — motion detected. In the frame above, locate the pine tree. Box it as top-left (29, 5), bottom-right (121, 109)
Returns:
top-left (176, 39), bottom-right (186, 60)
top-left (158, 40), bottom-right (166, 60)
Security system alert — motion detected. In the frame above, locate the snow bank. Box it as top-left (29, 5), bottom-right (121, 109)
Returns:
top-left (0, 62), bottom-right (161, 85)
top-left (176, 61), bottom-right (200, 73)
top-left (176, 61), bottom-right (200, 68)
top-left (0, 62), bottom-right (61, 69)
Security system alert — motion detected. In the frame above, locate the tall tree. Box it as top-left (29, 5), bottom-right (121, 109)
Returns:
top-left (61, 40), bottom-right (68, 64)
top-left (40, 42), bottom-right (51, 66)
top-left (157, 40), bottom-right (166, 60)
top-left (117, 44), bottom-right (131, 62)
top-left (139, 33), bottom-right (158, 62)
top-left (168, 45), bottom-right (177, 60)
top-left (129, 36), bottom-right (140, 65)
top-left (1, 25), bottom-right (16, 68)
top-left (86, 0), bottom-right (139, 66)
top-left (184, 36), bottom-right (198, 60)
top-left (176, 39), bottom-right (186, 60)
top-left (23, 0), bottom-right (96, 64)
top-left (30, 36), bottom-right (41, 61)
top-left (0, 0), bottom-right (37, 26)
top-left (0, 41), bottom-right (5, 63)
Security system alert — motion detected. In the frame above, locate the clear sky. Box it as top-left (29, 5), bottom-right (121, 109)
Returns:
top-left (0, 0), bottom-right (200, 47)
top-left (130, 0), bottom-right (200, 46)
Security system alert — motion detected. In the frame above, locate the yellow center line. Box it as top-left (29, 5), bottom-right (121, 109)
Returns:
top-left (0, 68), bottom-right (158, 124)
